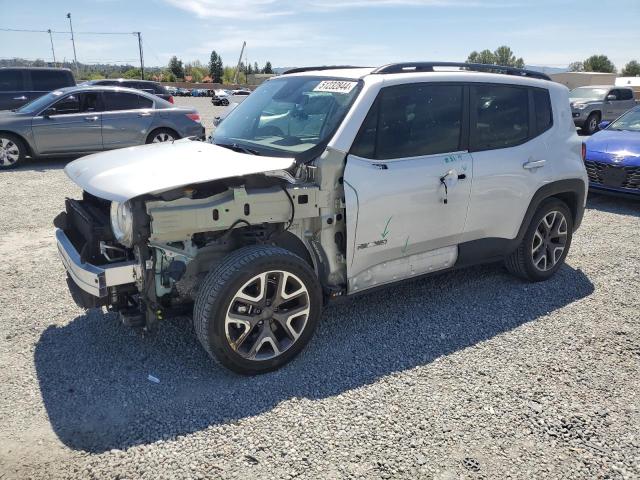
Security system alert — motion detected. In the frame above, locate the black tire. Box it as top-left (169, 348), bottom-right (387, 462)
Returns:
top-left (505, 198), bottom-right (574, 282)
top-left (582, 112), bottom-right (600, 135)
top-left (145, 128), bottom-right (179, 144)
top-left (221, 98), bottom-right (229, 106)
top-left (0, 133), bottom-right (27, 169)
top-left (193, 245), bottom-right (322, 375)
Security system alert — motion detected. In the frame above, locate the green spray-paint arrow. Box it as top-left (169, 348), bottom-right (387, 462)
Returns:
top-left (401, 236), bottom-right (409, 254)
top-left (381, 216), bottom-right (392, 239)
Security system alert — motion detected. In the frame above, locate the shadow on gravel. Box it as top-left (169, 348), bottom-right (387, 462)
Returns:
top-left (586, 192), bottom-right (640, 216)
top-left (6, 156), bottom-right (75, 172)
top-left (35, 262), bottom-right (594, 453)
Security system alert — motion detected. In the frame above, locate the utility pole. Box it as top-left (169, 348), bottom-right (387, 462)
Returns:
top-left (135, 32), bottom-right (144, 79)
top-left (47, 29), bottom-right (57, 66)
top-left (66, 13), bottom-right (79, 76)
top-left (233, 41), bottom-right (246, 85)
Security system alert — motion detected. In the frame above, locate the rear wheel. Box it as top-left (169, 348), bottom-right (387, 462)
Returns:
top-left (505, 198), bottom-right (573, 282)
top-left (146, 128), bottom-right (178, 144)
top-left (0, 133), bottom-right (26, 169)
top-left (194, 245), bottom-right (322, 375)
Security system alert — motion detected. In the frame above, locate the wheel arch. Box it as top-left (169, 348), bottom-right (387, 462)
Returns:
top-left (0, 130), bottom-right (33, 157)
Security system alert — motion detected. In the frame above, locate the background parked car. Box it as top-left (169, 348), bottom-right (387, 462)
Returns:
top-left (83, 78), bottom-right (174, 103)
top-left (211, 89), bottom-right (231, 106)
top-left (230, 89), bottom-right (251, 104)
top-left (570, 85), bottom-right (637, 135)
top-left (0, 67), bottom-right (75, 111)
top-left (583, 105), bottom-right (640, 197)
top-left (0, 85), bottom-right (204, 168)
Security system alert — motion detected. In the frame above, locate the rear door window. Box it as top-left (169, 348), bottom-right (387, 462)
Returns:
top-left (619, 89), bottom-right (633, 101)
top-left (103, 91), bottom-right (152, 110)
top-left (31, 70), bottom-right (72, 91)
top-left (0, 70), bottom-right (24, 91)
top-left (470, 85), bottom-right (529, 151)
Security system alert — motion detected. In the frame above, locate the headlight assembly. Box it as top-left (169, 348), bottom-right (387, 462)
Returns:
top-left (574, 104), bottom-right (588, 110)
top-left (110, 201), bottom-right (134, 247)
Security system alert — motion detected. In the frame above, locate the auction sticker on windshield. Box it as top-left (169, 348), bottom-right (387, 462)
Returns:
top-left (313, 80), bottom-right (358, 94)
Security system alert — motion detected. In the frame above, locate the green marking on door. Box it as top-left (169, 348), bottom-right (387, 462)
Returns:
top-left (402, 236), bottom-right (409, 254)
top-left (381, 216), bottom-right (392, 239)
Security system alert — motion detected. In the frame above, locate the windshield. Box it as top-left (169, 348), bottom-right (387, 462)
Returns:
top-left (608, 108), bottom-right (640, 132)
top-left (569, 87), bottom-right (608, 101)
top-left (213, 76), bottom-right (362, 159)
top-left (17, 90), bottom-right (65, 114)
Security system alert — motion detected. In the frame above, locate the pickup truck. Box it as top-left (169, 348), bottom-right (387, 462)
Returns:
top-left (570, 85), bottom-right (637, 135)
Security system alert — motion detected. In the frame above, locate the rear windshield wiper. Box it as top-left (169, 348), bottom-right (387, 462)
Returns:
top-left (216, 142), bottom-right (261, 156)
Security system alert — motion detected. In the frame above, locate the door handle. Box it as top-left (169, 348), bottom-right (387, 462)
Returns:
top-left (138, 112), bottom-right (152, 117)
top-left (523, 159), bottom-right (546, 170)
top-left (84, 116), bottom-right (99, 122)
top-left (13, 96), bottom-right (27, 101)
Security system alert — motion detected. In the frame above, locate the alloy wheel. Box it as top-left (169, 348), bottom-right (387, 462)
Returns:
top-left (152, 132), bottom-right (175, 143)
top-left (531, 210), bottom-right (568, 272)
top-left (225, 270), bottom-right (310, 361)
top-left (0, 137), bottom-right (20, 167)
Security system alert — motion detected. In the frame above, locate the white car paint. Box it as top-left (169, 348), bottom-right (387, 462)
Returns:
top-left (64, 139), bottom-right (294, 202)
top-left (300, 69), bottom-right (587, 290)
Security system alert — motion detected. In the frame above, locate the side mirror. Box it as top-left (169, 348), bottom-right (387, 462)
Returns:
top-left (42, 107), bottom-right (56, 118)
top-left (606, 94), bottom-right (617, 101)
top-left (598, 121), bottom-right (611, 130)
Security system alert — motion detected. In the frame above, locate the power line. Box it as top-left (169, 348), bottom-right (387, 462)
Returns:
top-left (0, 28), bottom-right (139, 35)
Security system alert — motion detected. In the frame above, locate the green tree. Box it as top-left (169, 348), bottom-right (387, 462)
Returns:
top-left (208, 50), bottom-right (224, 83)
top-left (123, 68), bottom-right (141, 79)
top-left (583, 55), bottom-right (616, 73)
top-left (162, 69), bottom-right (176, 82)
top-left (568, 61), bottom-right (584, 72)
top-left (168, 56), bottom-right (185, 80)
top-left (254, 61), bottom-right (260, 74)
top-left (466, 46), bottom-right (524, 67)
top-left (262, 61), bottom-right (273, 74)
top-left (493, 46), bottom-right (525, 68)
top-left (621, 60), bottom-right (640, 76)
top-left (466, 49), bottom-right (496, 64)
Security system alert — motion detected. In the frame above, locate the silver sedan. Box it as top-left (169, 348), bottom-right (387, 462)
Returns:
top-left (0, 85), bottom-right (205, 169)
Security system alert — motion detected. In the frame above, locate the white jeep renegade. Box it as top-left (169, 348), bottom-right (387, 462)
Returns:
top-left (55, 62), bottom-right (589, 374)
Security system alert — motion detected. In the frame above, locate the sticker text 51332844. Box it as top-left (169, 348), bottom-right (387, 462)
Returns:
top-left (313, 80), bottom-right (358, 94)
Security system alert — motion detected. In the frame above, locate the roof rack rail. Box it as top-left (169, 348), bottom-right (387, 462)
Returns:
top-left (282, 65), bottom-right (367, 75)
top-left (371, 62), bottom-right (551, 81)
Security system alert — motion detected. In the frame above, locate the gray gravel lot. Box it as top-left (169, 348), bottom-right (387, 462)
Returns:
top-left (0, 102), bottom-right (639, 479)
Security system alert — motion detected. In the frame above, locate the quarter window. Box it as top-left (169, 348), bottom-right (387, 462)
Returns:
top-left (533, 88), bottom-right (553, 135)
top-left (351, 83), bottom-right (463, 159)
top-left (471, 85), bottom-right (529, 151)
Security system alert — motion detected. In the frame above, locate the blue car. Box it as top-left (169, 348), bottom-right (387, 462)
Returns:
top-left (584, 105), bottom-right (640, 197)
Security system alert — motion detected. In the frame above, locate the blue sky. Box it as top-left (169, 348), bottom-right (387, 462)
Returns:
top-left (2, 0), bottom-right (639, 70)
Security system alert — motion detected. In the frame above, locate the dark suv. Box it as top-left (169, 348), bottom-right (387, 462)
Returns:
top-left (83, 79), bottom-right (173, 103)
top-left (0, 67), bottom-right (76, 111)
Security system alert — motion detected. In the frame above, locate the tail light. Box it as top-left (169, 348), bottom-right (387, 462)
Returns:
top-left (168, 95), bottom-right (174, 104)
top-left (186, 113), bottom-right (201, 122)
top-left (581, 142), bottom-right (586, 162)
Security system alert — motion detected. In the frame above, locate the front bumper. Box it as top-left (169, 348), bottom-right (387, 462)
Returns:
top-left (56, 228), bottom-right (140, 299)
top-left (572, 110), bottom-right (586, 127)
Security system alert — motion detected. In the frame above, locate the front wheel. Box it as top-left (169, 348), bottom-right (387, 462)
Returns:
top-left (505, 198), bottom-right (573, 282)
top-left (0, 133), bottom-right (27, 169)
top-left (193, 245), bottom-right (322, 375)
top-left (582, 112), bottom-right (600, 135)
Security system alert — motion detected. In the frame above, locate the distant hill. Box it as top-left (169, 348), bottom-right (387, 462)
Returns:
top-left (525, 65), bottom-right (568, 74)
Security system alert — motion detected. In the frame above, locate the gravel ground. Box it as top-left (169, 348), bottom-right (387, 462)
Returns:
top-left (0, 106), bottom-right (639, 479)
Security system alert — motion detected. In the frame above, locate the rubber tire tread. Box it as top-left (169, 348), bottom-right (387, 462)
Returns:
top-left (505, 198), bottom-right (573, 282)
top-left (193, 245), bottom-right (320, 374)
